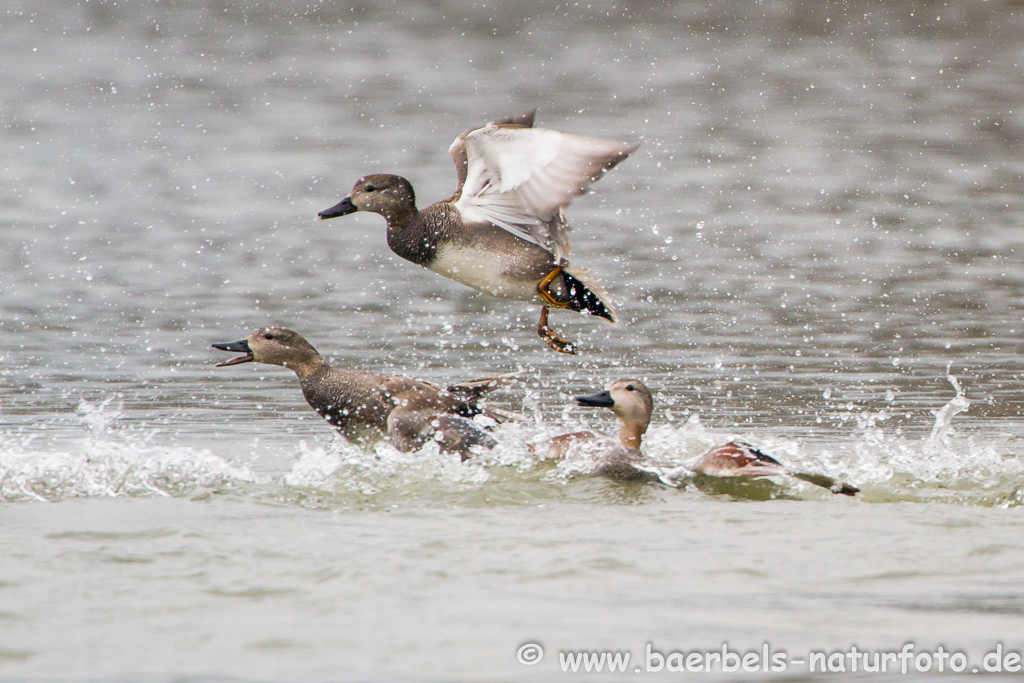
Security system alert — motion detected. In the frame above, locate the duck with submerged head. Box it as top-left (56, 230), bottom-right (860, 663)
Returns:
top-left (318, 110), bottom-right (638, 355)
top-left (212, 327), bottom-right (515, 459)
top-left (554, 378), bottom-right (859, 495)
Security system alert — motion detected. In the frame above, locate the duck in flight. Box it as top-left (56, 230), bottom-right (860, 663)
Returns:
top-left (318, 111), bottom-right (638, 354)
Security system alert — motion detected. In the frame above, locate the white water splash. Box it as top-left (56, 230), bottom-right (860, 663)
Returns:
top-left (282, 433), bottom-right (494, 496)
top-left (925, 374), bottom-right (971, 452)
top-left (0, 399), bottom-right (255, 502)
top-left (807, 376), bottom-right (1022, 505)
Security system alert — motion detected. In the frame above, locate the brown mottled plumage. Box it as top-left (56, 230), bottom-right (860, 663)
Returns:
top-left (212, 327), bottom-right (513, 459)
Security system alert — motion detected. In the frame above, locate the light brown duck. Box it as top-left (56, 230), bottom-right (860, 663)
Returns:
top-left (548, 378), bottom-right (659, 482)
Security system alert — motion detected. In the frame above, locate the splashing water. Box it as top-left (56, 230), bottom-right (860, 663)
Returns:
top-left (0, 399), bottom-right (255, 502)
top-left (926, 375), bottom-right (972, 452)
top-left (2, 380), bottom-right (1022, 507)
top-left (812, 376), bottom-right (1023, 506)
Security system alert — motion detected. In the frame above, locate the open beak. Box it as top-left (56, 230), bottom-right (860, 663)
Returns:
top-left (212, 339), bottom-right (253, 367)
top-left (575, 390), bottom-right (615, 408)
top-left (318, 197), bottom-right (357, 220)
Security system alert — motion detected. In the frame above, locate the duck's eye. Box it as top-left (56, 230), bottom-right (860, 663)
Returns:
top-left (364, 184), bottom-right (376, 192)
top-left (264, 333), bottom-right (275, 340)
top-left (625, 385), bottom-right (635, 391)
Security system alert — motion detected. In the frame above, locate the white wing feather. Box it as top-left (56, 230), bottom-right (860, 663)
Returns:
top-left (453, 124), bottom-right (636, 260)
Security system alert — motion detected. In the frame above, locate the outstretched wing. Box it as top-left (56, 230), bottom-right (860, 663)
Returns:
top-left (448, 110), bottom-right (536, 199)
top-left (453, 124), bottom-right (637, 262)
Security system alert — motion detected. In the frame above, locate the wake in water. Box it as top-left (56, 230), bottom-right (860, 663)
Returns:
top-left (1, 378), bottom-right (1021, 507)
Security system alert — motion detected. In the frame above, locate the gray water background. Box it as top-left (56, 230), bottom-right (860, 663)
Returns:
top-left (2, 0), bottom-right (1024, 680)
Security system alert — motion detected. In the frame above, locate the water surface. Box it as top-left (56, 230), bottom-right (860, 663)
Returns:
top-left (2, 0), bottom-right (1024, 680)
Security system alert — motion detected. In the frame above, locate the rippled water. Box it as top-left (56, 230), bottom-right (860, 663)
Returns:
top-left (3, 0), bottom-right (1024, 680)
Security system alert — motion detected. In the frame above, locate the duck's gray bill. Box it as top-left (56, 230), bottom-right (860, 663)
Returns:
top-left (576, 390), bottom-right (614, 407)
top-left (213, 339), bottom-right (254, 367)
top-left (318, 197), bottom-right (357, 219)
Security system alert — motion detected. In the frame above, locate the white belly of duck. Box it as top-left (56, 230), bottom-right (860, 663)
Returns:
top-left (429, 244), bottom-right (542, 302)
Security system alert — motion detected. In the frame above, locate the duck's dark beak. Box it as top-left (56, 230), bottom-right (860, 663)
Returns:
top-left (318, 197), bottom-right (357, 220)
top-left (576, 390), bottom-right (614, 408)
top-left (212, 339), bottom-right (253, 367)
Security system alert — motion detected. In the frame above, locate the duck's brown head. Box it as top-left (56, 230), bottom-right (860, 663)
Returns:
top-left (576, 378), bottom-right (653, 434)
top-left (318, 174), bottom-right (416, 225)
top-left (213, 327), bottom-right (321, 374)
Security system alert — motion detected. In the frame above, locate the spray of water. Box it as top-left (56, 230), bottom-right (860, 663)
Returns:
top-left (2, 378), bottom-right (1020, 507)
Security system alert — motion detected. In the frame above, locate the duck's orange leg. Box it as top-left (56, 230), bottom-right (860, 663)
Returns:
top-left (537, 266), bottom-right (571, 308)
top-left (537, 306), bottom-right (576, 355)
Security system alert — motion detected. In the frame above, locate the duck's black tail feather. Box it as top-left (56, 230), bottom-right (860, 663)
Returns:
top-left (562, 268), bottom-right (616, 323)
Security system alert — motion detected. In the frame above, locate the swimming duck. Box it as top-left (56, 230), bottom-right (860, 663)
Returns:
top-left (558, 378), bottom-right (859, 495)
top-left (547, 378), bottom-right (661, 482)
top-left (212, 327), bottom-right (514, 459)
top-left (318, 111), bottom-right (638, 354)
